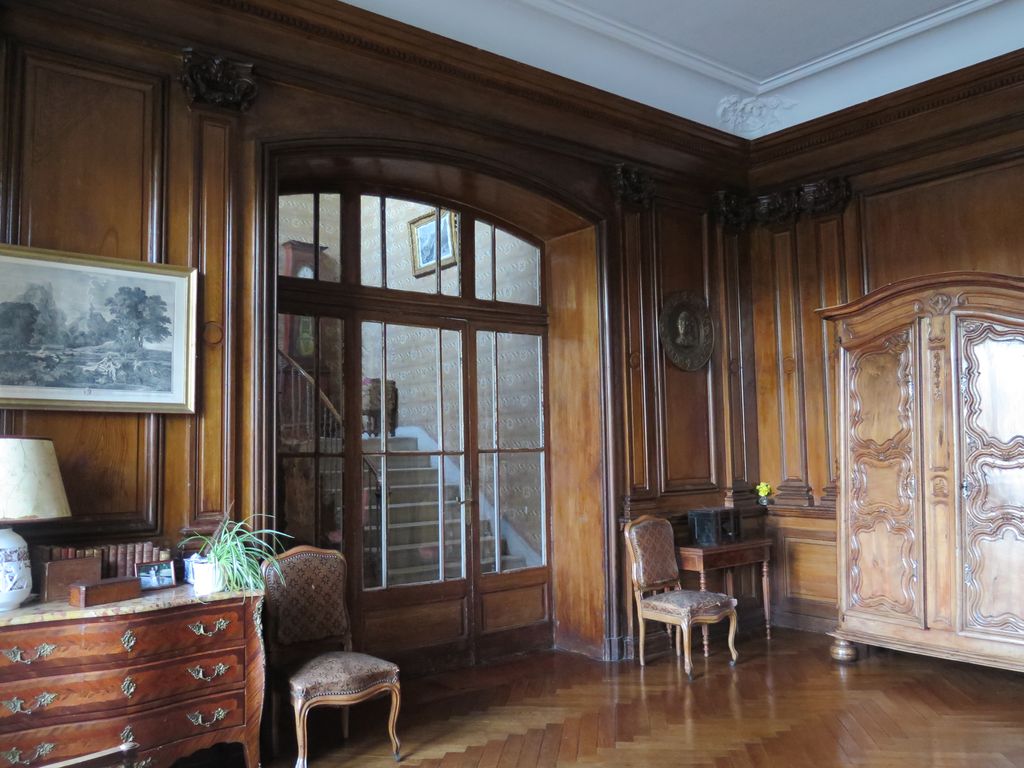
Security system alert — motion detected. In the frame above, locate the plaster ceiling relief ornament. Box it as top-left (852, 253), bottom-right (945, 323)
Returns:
top-left (716, 95), bottom-right (797, 137)
top-left (181, 48), bottom-right (258, 112)
top-left (658, 291), bottom-right (714, 372)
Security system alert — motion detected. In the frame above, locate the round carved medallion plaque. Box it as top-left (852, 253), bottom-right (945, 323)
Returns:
top-left (658, 291), bottom-right (714, 371)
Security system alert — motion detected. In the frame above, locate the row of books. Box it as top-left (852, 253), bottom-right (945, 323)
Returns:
top-left (33, 541), bottom-right (174, 580)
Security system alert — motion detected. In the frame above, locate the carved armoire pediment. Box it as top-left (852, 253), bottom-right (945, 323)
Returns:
top-left (820, 273), bottom-right (1024, 671)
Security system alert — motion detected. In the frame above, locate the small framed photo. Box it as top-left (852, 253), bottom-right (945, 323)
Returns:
top-left (409, 210), bottom-right (458, 276)
top-left (135, 559), bottom-right (177, 590)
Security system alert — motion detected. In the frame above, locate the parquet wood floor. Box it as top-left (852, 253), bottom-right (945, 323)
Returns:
top-left (271, 629), bottom-right (1024, 768)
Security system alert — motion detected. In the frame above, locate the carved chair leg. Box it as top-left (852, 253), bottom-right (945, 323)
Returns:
top-left (388, 684), bottom-right (402, 761)
top-left (293, 700), bottom-right (310, 768)
top-left (682, 622), bottom-right (693, 681)
top-left (638, 613), bottom-right (647, 666)
top-left (727, 610), bottom-right (739, 666)
top-left (342, 705), bottom-right (350, 740)
top-left (675, 625), bottom-right (682, 657)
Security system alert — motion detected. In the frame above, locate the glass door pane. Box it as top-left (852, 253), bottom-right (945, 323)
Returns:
top-left (362, 321), bottom-right (465, 588)
top-left (476, 330), bottom-right (546, 574)
top-left (276, 314), bottom-right (344, 548)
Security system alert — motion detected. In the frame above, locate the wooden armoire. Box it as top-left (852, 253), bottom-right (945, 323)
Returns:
top-left (820, 273), bottom-right (1024, 672)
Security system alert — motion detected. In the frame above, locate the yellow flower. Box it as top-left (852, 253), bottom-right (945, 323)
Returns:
top-left (756, 482), bottom-right (772, 498)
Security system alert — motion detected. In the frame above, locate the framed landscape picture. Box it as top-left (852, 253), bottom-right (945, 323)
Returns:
top-left (0, 245), bottom-right (197, 412)
top-left (410, 209), bottom-right (458, 276)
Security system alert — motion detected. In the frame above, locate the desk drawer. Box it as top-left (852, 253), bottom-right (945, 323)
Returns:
top-left (0, 604), bottom-right (244, 678)
top-left (0, 647), bottom-right (244, 728)
top-left (0, 690), bottom-right (245, 765)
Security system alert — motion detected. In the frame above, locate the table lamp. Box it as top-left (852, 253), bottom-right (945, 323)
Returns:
top-left (0, 437), bottom-right (71, 611)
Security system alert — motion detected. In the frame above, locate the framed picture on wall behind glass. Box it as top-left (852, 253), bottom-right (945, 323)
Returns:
top-left (0, 244), bottom-right (196, 413)
top-left (410, 209), bottom-right (458, 276)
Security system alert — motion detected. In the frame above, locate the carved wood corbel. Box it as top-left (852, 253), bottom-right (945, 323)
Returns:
top-left (612, 164), bottom-right (654, 209)
top-left (712, 176), bottom-right (851, 231)
top-left (181, 48), bottom-right (258, 111)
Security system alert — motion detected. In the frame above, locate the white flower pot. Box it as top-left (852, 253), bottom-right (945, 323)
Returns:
top-left (191, 560), bottom-right (225, 596)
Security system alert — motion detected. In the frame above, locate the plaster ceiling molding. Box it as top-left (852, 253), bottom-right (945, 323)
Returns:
top-left (716, 96), bottom-right (797, 138)
top-left (339, 0), bottom-right (1024, 137)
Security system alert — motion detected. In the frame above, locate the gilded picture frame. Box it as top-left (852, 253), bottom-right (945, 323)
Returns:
top-left (409, 209), bottom-right (458, 276)
top-left (0, 244), bottom-right (197, 413)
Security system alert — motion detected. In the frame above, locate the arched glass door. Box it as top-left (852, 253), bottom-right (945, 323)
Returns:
top-left (275, 190), bottom-right (550, 663)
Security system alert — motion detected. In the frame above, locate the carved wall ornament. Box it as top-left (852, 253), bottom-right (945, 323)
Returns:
top-left (711, 189), bottom-right (752, 233)
top-left (711, 176), bottom-right (851, 231)
top-left (657, 291), bottom-right (714, 372)
top-left (181, 48), bottom-right (258, 111)
top-left (612, 164), bottom-right (653, 208)
top-left (753, 188), bottom-right (800, 226)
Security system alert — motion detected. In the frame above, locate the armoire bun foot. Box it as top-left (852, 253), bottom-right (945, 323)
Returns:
top-left (830, 638), bottom-right (859, 663)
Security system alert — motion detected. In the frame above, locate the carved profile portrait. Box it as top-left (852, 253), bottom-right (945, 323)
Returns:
top-left (658, 292), bottom-right (714, 371)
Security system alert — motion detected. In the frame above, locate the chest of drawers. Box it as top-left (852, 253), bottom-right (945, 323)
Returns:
top-left (0, 586), bottom-right (263, 768)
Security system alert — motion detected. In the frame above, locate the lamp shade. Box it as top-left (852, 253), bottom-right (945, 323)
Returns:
top-left (0, 437), bottom-right (71, 522)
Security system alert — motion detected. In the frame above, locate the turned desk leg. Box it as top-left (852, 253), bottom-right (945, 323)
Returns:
top-left (762, 560), bottom-right (771, 640)
top-left (699, 570), bottom-right (709, 658)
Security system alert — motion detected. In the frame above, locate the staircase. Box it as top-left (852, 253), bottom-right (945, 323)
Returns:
top-left (279, 348), bottom-right (528, 587)
top-left (364, 436), bottom-right (521, 586)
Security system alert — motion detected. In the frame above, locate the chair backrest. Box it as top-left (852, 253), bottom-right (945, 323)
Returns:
top-left (624, 516), bottom-right (681, 593)
top-left (261, 545), bottom-right (351, 653)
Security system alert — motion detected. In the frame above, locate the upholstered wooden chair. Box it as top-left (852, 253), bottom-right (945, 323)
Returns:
top-left (624, 515), bottom-right (738, 679)
top-left (262, 546), bottom-right (401, 768)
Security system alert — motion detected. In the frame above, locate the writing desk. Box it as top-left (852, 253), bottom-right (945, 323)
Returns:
top-left (677, 538), bottom-right (772, 656)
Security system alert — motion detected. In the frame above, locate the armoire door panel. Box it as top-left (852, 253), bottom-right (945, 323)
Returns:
top-left (845, 326), bottom-right (922, 623)
top-left (958, 317), bottom-right (1024, 640)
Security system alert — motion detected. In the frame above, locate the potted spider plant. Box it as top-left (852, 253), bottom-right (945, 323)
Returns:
top-left (180, 516), bottom-right (289, 596)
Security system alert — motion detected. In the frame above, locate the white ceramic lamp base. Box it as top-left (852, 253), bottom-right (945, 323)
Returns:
top-left (0, 528), bottom-right (31, 612)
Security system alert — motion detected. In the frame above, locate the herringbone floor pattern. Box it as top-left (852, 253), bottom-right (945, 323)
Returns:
top-left (273, 630), bottom-right (1024, 767)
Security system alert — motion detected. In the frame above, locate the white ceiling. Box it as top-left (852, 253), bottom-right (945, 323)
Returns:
top-left (340, 0), bottom-right (1024, 138)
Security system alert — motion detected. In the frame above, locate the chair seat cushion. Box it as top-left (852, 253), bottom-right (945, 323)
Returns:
top-left (640, 590), bottom-right (734, 619)
top-left (289, 651), bottom-right (399, 701)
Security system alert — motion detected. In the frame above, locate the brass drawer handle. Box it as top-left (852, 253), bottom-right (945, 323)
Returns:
top-left (120, 725), bottom-right (134, 744)
top-left (186, 663), bottom-right (230, 682)
top-left (0, 743), bottom-right (56, 766)
top-left (186, 707), bottom-right (227, 728)
top-left (121, 676), bottom-right (137, 699)
top-left (1, 645), bottom-right (57, 665)
top-left (121, 630), bottom-right (137, 653)
top-left (187, 618), bottom-right (230, 637)
top-left (2, 693), bottom-right (58, 716)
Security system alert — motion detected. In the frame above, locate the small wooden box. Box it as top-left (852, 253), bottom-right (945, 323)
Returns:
top-left (43, 557), bottom-right (101, 603)
top-left (687, 507), bottom-right (741, 547)
top-left (68, 577), bottom-right (141, 607)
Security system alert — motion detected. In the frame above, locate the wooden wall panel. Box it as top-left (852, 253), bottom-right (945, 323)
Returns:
top-left (864, 162), bottom-right (1024, 289)
top-left (768, 516), bottom-right (837, 633)
top-left (656, 201), bottom-right (714, 492)
top-left (622, 210), bottom-right (652, 496)
top-left (549, 227), bottom-right (606, 658)
top-left (191, 116), bottom-right (237, 532)
top-left (10, 48), bottom-right (162, 536)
